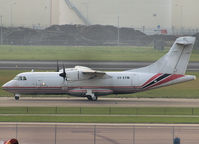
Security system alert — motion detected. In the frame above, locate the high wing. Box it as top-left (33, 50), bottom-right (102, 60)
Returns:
top-left (75, 66), bottom-right (105, 75)
top-left (59, 66), bottom-right (111, 81)
top-left (74, 66), bottom-right (111, 79)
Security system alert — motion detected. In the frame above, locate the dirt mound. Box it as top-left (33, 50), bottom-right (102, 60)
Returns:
top-left (43, 24), bottom-right (152, 46)
top-left (0, 25), bottom-right (153, 46)
top-left (0, 24), bottom-right (179, 46)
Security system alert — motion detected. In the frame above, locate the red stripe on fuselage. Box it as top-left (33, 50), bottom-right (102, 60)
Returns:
top-left (141, 73), bottom-right (162, 87)
top-left (147, 74), bottom-right (184, 89)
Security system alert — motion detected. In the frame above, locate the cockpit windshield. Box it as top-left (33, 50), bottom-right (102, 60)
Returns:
top-left (13, 76), bottom-right (27, 81)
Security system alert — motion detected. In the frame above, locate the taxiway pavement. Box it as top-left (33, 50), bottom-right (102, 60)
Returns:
top-left (1, 123), bottom-right (199, 144)
top-left (0, 60), bottom-right (199, 71)
top-left (0, 97), bottom-right (199, 107)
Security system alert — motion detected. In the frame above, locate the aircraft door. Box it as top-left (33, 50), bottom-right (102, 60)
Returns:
top-left (131, 73), bottom-right (139, 87)
top-left (131, 74), bottom-right (134, 86)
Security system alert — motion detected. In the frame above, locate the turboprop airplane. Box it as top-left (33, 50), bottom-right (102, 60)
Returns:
top-left (2, 36), bottom-right (196, 101)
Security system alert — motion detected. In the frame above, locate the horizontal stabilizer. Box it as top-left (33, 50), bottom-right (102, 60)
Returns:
top-left (176, 37), bottom-right (194, 46)
top-left (127, 36), bottom-right (196, 74)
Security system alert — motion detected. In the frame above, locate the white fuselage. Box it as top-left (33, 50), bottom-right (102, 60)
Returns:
top-left (2, 71), bottom-right (195, 97)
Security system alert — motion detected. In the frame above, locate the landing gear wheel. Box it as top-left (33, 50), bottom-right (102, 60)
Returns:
top-left (14, 94), bottom-right (20, 100)
top-left (87, 95), bottom-right (98, 101)
top-left (87, 95), bottom-right (92, 101)
top-left (92, 96), bottom-right (98, 101)
top-left (86, 89), bottom-right (97, 101)
top-left (15, 96), bottom-right (19, 100)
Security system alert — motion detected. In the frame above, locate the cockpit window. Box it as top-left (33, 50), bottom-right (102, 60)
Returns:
top-left (19, 76), bottom-right (23, 80)
top-left (14, 76), bottom-right (19, 80)
top-left (13, 76), bottom-right (27, 81)
top-left (23, 76), bottom-right (27, 80)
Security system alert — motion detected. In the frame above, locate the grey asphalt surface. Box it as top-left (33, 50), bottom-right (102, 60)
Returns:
top-left (1, 123), bottom-right (199, 144)
top-left (0, 60), bottom-right (199, 71)
top-left (1, 97), bottom-right (199, 144)
top-left (1, 97), bottom-right (199, 107)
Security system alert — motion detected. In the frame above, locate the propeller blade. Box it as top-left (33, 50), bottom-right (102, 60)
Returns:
top-left (63, 64), bottom-right (65, 74)
top-left (59, 65), bottom-right (67, 80)
top-left (56, 60), bottom-right (59, 72)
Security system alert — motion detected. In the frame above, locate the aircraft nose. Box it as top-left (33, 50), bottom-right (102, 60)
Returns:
top-left (2, 82), bottom-right (9, 90)
top-left (2, 81), bottom-right (15, 90)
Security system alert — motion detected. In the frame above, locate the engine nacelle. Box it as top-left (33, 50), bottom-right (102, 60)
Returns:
top-left (66, 70), bottom-right (93, 81)
top-left (66, 70), bottom-right (79, 81)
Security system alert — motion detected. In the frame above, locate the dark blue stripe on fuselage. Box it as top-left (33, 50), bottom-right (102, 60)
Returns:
top-left (143, 74), bottom-right (171, 89)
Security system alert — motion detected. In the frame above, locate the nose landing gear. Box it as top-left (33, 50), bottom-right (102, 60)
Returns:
top-left (14, 94), bottom-right (20, 100)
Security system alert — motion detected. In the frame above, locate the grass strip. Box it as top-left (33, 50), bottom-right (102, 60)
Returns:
top-left (0, 107), bottom-right (199, 116)
top-left (0, 46), bottom-right (169, 61)
top-left (0, 45), bottom-right (199, 61)
top-left (1, 115), bottom-right (199, 124)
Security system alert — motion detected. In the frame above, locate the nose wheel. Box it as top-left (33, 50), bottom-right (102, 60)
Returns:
top-left (14, 94), bottom-right (20, 100)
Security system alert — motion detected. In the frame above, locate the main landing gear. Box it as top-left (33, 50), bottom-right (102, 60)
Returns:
top-left (14, 94), bottom-right (20, 100)
top-left (86, 89), bottom-right (98, 101)
top-left (87, 95), bottom-right (98, 101)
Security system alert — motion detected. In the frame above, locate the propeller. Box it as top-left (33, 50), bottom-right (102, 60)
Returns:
top-left (59, 64), bottom-right (67, 80)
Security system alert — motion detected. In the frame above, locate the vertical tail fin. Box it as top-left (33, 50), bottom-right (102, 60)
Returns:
top-left (129, 36), bottom-right (196, 74)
